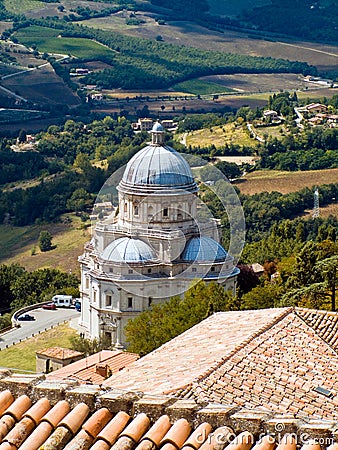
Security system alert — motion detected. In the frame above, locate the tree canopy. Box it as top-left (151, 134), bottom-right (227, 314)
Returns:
top-left (125, 281), bottom-right (234, 355)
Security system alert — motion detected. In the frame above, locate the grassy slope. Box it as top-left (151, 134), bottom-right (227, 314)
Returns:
top-left (171, 79), bottom-right (234, 95)
top-left (178, 123), bottom-right (259, 149)
top-left (4, 0), bottom-right (44, 14)
top-left (234, 168), bottom-right (338, 195)
top-left (14, 26), bottom-right (117, 59)
top-left (0, 215), bottom-right (90, 275)
top-left (0, 323), bottom-right (77, 372)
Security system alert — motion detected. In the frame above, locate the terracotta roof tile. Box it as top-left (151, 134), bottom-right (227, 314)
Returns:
top-left (18, 400), bottom-right (70, 450)
top-left (82, 408), bottom-right (113, 438)
top-left (139, 415), bottom-right (171, 447)
top-left (181, 422), bottom-right (212, 450)
top-left (4, 395), bottom-right (31, 422)
top-left (47, 350), bottom-right (139, 385)
top-left (104, 309), bottom-right (290, 394)
top-left (120, 413), bottom-right (150, 442)
top-left (0, 392), bottom-right (14, 416)
top-left (251, 436), bottom-right (276, 450)
top-left (96, 411), bottom-right (130, 445)
top-left (161, 419), bottom-right (191, 448)
top-left (59, 403), bottom-right (91, 434)
top-left (0, 387), bottom-right (337, 450)
top-left (103, 308), bottom-right (338, 419)
top-left (36, 347), bottom-right (84, 360)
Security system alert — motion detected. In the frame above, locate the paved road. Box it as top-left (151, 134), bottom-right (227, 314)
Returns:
top-left (0, 307), bottom-right (80, 350)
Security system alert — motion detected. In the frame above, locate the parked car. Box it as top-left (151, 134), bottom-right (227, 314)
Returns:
top-left (52, 295), bottom-right (72, 308)
top-left (74, 300), bottom-right (81, 312)
top-left (42, 303), bottom-right (57, 310)
top-left (18, 314), bottom-right (35, 321)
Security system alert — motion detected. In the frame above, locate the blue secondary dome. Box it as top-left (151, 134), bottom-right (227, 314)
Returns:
top-left (182, 237), bottom-right (228, 262)
top-left (101, 238), bottom-right (155, 263)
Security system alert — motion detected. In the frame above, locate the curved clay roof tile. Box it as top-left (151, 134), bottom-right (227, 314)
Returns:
top-left (182, 423), bottom-right (213, 450)
top-left (275, 435), bottom-right (297, 450)
top-left (251, 435), bottom-right (276, 450)
top-left (42, 400), bottom-right (71, 428)
top-left (0, 416), bottom-right (16, 442)
top-left (121, 413), bottom-right (150, 442)
top-left (0, 391), bottom-right (14, 416)
top-left (82, 408), bottom-right (113, 438)
top-left (120, 413), bottom-right (150, 442)
top-left (0, 442), bottom-right (14, 450)
top-left (140, 415), bottom-right (171, 446)
top-left (24, 398), bottom-right (51, 425)
top-left (224, 431), bottom-right (254, 450)
top-left (59, 403), bottom-right (90, 435)
top-left (161, 419), bottom-right (191, 449)
top-left (5, 395), bottom-right (32, 422)
top-left (96, 411), bottom-right (130, 445)
top-left (90, 441), bottom-right (110, 450)
top-left (199, 426), bottom-right (234, 450)
top-left (18, 421), bottom-right (53, 450)
top-left (300, 442), bottom-right (322, 450)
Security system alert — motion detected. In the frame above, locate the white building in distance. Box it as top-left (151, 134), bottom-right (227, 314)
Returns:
top-left (78, 123), bottom-right (239, 348)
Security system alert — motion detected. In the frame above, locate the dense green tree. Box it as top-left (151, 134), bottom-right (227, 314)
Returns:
top-left (38, 230), bottom-right (53, 252)
top-left (125, 281), bottom-right (233, 355)
top-left (241, 283), bottom-right (283, 310)
top-left (0, 264), bottom-right (25, 313)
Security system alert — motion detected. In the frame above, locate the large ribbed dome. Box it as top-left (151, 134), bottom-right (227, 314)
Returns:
top-left (118, 145), bottom-right (198, 194)
top-left (101, 238), bottom-right (155, 263)
top-left (182, 237), bottom-right (228, 262)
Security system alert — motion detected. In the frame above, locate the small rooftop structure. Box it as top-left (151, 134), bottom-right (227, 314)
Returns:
top-left (46, 350), bottom-right (139, 384)
top-left (36, 347), bottom-right (84, 374)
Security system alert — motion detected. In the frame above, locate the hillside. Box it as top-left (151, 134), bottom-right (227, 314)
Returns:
top-left (0, 215), bottom-right (90, 274)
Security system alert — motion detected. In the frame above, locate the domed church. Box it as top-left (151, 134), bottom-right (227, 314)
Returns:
top-left (78, 123), bottom-right (239, 348)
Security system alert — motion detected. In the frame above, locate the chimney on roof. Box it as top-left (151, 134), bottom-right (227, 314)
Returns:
top-left (95, 364), bottom-right (111, 379)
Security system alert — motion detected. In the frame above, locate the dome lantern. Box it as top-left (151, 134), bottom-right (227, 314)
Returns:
top-left (151, 121), bottom-right (165, 145)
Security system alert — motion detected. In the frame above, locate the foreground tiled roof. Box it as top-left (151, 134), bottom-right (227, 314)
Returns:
top-left (103, 307), bottom-right (338, 419)
top-left (46, 350), bottom-right (139, 385)
top-left (0, 385), bottom-right (336, 450)
top-left (104, 309), bottom-right (289, 395)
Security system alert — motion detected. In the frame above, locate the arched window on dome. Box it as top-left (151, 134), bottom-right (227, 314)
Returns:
top-left (124, 203), bottom-right (127, 214)
top-left (134, 205), bottom-right (139, 216)
top-left (163, 207), bottom-right (168, 218)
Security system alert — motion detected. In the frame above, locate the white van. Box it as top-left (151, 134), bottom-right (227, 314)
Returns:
top-left (52, 295), bottom-right (73, 308)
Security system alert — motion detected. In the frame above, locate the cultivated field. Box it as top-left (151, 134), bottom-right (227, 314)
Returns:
top-left (14, 26), bottom-right (117, 59)
top-left (0, 216), bottom-right (90, 275)
top-left (2, 62), bottom-right (81, 106)
top-left (81, 15), bottom-right (338, 74)
top-left (3, 0), bottom-right (44, 14)
top-left (234, 168), bottom-right (338, 195)
top-left (172, 79), bottom-right (234, 95)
